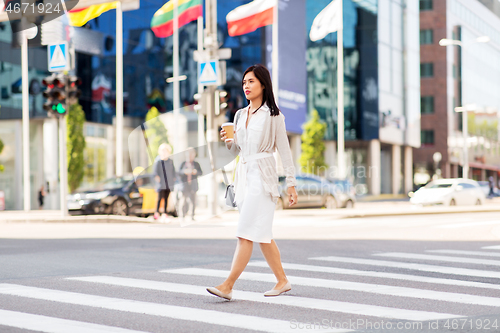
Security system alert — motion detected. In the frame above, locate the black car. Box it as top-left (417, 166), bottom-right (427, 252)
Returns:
top-left (67, 174), bottom-right (178, 217)
top-left (276, 174), bottom-right (341, 210)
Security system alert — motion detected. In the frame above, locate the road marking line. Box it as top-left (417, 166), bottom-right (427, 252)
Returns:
top-left (161, 268), bottom-right (500, 307)
top-left (0, 309), bottom-right (146, 333)
top-left (310, 256), bottom-right (500, 279)
top-left (374, 252), bottom-right (500, 267)
top-left (428, 249), bottom-right (500, 257)
top-left (247, 261), bottom-right (500, 291)
top-left (482, 245), bottom-right (500, 250)
top-left (0, 284), bottom-right (335, 333)
top-left (67, 275), bottom-right (459, 321)
top-left (435, 220), bottom-right (500, 228)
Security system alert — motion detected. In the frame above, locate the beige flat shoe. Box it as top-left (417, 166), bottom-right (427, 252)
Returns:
top-left (264, 281), bottom-right (292, 297)
top-left (206, 287), bottom-right (232, 300)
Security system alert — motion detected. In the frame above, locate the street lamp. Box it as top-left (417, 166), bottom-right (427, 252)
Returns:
top-left (439, 35), bottom-right (490, 179)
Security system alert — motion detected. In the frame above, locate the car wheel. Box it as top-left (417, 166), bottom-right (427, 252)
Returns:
top-left (325, 195), bottom-right (337, 209)
top-left (275, 197), bottom-right (284, 210)
top-left (344, 200), bottom-right (354, 209)
top-left (111, 199), bottom-right (128, 216)
top-left (449, 199), bottom-right (456, 206)
top-left (476, 199), bottom-right (482, 205)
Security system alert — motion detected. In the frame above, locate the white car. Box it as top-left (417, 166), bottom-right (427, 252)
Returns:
top-left (410, 178), bottom-right (486, 206)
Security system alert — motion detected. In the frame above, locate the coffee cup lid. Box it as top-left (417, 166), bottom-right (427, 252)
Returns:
top-left (222, 122), bottom-right (234, 127)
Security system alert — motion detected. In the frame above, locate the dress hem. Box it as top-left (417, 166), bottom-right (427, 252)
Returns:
top-left (236, 234), bottom-right (272, 244)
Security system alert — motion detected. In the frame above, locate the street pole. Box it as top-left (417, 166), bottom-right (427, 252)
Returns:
top-left (205, 0), bottom-right (218, 216)
top-left (59, 116), bottom-right (68, 216)
top-left (116, 2), bottom-right (124, 177)
top-left (337, 0), bottom-right (345, 179)
top-left (21, 32), bottom-right (30, 211)
top-left (173, 0), bottom-right (180, 154)
top-left (462, 108), bottom-right (468, 179)
top-left (197, 16), bottom-right (205, 157)
top-left (272, 0), bottom-right (278, 100)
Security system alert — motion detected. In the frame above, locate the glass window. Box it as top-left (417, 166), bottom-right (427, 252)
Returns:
top-left (420, 63), bottom-right (434, 77)
top-left (421, 130), bottom-right (435, 145)
top-left (420, 30), bottom-right (433, 44)
top-left (420, 0), bottom-right (433, 11)
top-left (421, 96), bottom-right (434, 114)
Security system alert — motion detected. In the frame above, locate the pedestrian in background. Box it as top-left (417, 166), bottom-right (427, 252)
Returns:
top-left (178, 147), bottom-right (203, 221)
top-left (38, 185), bottom-right (46, 210)
top-left (489, 176), bottom-right (495, 198)
top-left (154, 143), bottom-right (176, 222)
top-left (207, 64), bottom-right (298, 301)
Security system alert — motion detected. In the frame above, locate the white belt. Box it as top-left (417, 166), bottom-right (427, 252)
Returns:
top-left (240, 152), bottom-right (273, 164)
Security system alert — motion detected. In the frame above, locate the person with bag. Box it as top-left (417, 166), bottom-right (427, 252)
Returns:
top-left (178, 147), bottom-right (203, 221)
top-left (207, 64), bottom-right (298, 301)
top-left (154, 143), bottom-right (177, 222)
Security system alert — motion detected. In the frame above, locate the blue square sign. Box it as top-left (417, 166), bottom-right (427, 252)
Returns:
top-left (48, 43), bottom-right (69, 72)
top-left (198, 60), bottom-right (219, 86)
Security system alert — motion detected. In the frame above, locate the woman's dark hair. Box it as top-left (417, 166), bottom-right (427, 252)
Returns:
top-left (242, 64), bottom-right (280, 116)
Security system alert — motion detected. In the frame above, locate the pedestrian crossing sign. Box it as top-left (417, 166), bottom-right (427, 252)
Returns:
top-left (198, 60), bottom-right (219, 86)
top-left (48, 43), bottom-right (69, 72)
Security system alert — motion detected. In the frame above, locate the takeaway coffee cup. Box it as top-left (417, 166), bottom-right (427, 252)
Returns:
top-left (222, 123), bottom-right (234, 142)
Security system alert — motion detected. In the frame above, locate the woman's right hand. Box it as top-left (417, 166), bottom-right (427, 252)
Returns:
top-left (220, 128), bottom-right (227, 141)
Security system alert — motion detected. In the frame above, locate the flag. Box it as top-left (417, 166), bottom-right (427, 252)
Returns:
top-left (226, 0), bottom-right (276, 37)
top-left (309, 0), bottom-right (341, 42)
top-left (68, 2), bottom-right (118, 27)
top-left (151, 0), bottom-right (202, 38)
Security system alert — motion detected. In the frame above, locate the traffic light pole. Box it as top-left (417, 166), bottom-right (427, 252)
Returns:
top-left (59, 116), bottom-right (68, 216)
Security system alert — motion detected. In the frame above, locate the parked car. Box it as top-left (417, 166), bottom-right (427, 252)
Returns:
top-left (67, 174), bottom-right (178, 216)
top-left (409, 178), bottom-right (485, 206)
top-left (276, 174), bottom-right (341, 210)
top-left (326, 178), bottom-right (356, 208)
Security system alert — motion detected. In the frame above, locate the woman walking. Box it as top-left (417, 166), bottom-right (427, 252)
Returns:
top-left (154, 143), bottom-right (177, 222)
top-left (207, 64), bottom-right (298, 300)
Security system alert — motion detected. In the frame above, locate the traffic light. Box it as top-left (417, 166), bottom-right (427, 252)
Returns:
top-left (215, 90), bottom-right (228, 116)
top-left (42, 74), bottom-right (66, 117)
top-left (67, 76), bottom-right (82, 105)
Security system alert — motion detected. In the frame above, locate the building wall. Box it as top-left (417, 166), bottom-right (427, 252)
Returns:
top-left (413, 0), bottom-right (449, 176)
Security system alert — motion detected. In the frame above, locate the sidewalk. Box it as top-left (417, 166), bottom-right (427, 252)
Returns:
top-left (1, 198), bottom-right (500, 223)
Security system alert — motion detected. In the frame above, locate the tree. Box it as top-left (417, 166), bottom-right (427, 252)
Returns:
top-left (67, 103), bottom-right (86, 193)
top-left (299, 109), bottom-right (327, 175)
top-left (145, 106), bottom-right (170, 164)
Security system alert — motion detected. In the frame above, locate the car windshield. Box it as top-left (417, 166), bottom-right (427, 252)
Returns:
top-left (98, 177), bottom-right (133, 190)
top-left (427, 183), bottom-right (453, 189)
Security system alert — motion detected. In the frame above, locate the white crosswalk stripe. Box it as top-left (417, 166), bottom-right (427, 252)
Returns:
top-left (162, 268), bottom-right (500, 307)
top-left (374, 252), bottom-right (500, 266)
top-left (0, 309), bottom-right (147, 333)
top-left (68, 275), bottom-right (459, 321)
top-left (248, 260), bottom-right (500, 290)
top-left (428, 249), bottom-right (500, 257)
top-left (482, 245), bottom-right (500, 250)
top-left (310, 255), bottom-right (500, 279)
top-left (0, 283), bottom-right (335, 333)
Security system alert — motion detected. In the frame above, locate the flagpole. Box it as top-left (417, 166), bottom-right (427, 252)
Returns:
top-left (173, 0), bottom-right (180, 154)
top-left (197, 16), bottom-right (205, 156)
top-left (337, 0), bottom-right (345, 179)
top-left (116, 1), bottom-right (124, 177)
top-left (272, 0), bottom-right (278, 101)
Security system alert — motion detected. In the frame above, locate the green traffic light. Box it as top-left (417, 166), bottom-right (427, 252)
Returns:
top-left (52, 103), bottom-right (66, 114)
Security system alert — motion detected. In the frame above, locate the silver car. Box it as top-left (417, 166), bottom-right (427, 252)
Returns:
top-left (410, 178), bottom-right (486, 206)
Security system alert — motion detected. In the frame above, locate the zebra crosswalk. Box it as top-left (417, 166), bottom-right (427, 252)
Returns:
top-left (2, 245), bottom-right (500, 332)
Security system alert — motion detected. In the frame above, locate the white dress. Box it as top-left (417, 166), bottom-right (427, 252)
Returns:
top-left (234, 108), bottom-right (276, 244)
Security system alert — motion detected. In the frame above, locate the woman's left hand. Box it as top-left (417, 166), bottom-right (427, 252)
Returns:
top-left (287, 187), bottom-right (298, 207)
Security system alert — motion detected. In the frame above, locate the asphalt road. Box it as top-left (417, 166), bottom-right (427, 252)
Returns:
top-left (1, 212), bottom-right (500, 332)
